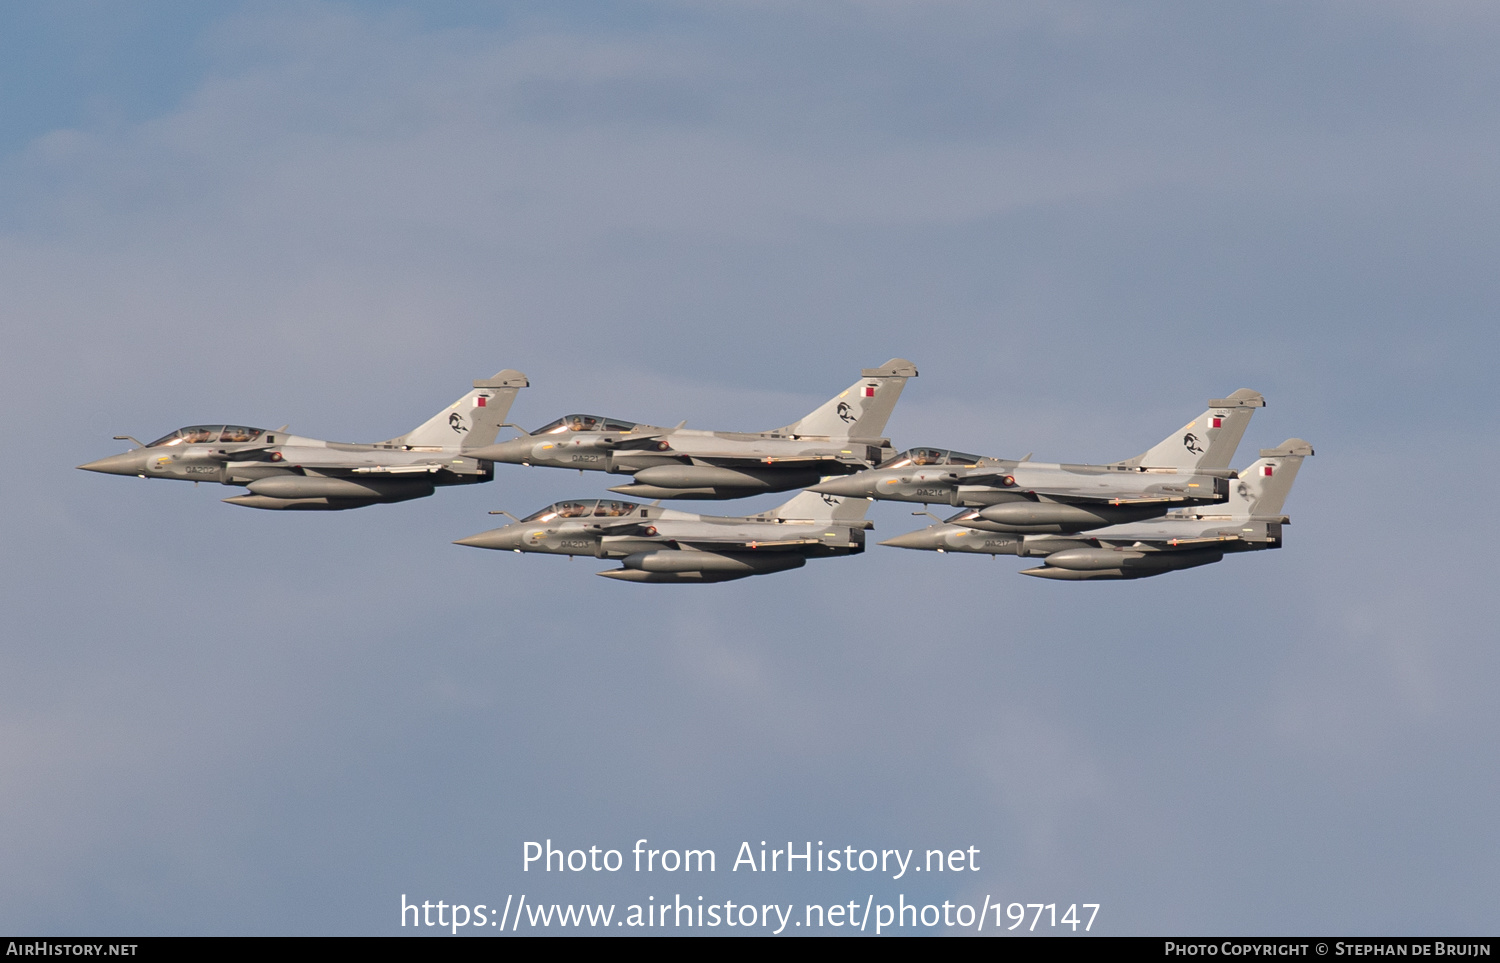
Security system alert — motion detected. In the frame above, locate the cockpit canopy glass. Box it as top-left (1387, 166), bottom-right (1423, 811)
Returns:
top-left (876, 448), bottom-right (986, 469)
top-left (147, 425), bottom-right (265, 447)
top-left (532, 414), bottom-right (639, 435)
top-left (521, 499), bottom-right (646, 523)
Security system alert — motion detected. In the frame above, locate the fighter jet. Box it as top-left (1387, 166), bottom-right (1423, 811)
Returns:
top-left (463, 360), bottom-right (918, 500)
top-left (453, 490), bottom-right (872, 583)
top-left (810, 389), bottom-right (1265, 534)
top-left (880, 439), bottom-right (1312, 580)
top-left (78, 370), bottom-right (530, 510)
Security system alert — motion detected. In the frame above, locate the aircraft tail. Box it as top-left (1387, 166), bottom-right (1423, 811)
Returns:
top-left (385, 369), bottom-right (529, 450)
top-left (771, 359), bottom-right (917, 440)
top-left (763, 490), bottom-right (873, 523)
top-left (1225, 439), bottom-right (1313, 515)
top-left (1113, 388), bottom-right (1265, 471)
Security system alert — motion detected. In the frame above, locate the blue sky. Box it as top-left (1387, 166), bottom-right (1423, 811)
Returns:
top-left (2, 0), bottom-right (1497, 935)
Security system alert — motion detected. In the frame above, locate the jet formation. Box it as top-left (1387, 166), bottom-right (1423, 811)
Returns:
top-left (80, 361), bottom-right (1311, 582)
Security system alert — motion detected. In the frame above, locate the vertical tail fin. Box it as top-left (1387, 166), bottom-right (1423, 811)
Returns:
top-left (1113, 388), bottom-right (1265, 471)
top-left (762, 490), bottom-right (873, 523)
top-left (385, 369), bottom-right (529, 449)
top-left (1226, 439), bottom-right (1313, 515)
top-left (771, 359), bottom-right (918, 440)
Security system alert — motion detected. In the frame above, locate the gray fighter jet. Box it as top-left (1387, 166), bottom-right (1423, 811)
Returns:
top-left (810, 389), bottom-right (1265, 534)
top-left (453, 490), bottom-right (872, 583)
top-left (880, 439), bottom-right (1312, 580)
top-left (463, 360), bottom-right (918, 500)
top-left (78, 370), bottom-right (529, 510)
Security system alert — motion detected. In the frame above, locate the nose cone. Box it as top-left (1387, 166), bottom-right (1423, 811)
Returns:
top-left (878, 526), bottom-right (949, 551)
top-left (464, 437), bottom-right (535, 464)
top-left (453, 527), bottom-right (523, 551)
top-left (808, 474), bottom-right (876, 497)
top-left (77, 452), bottom-right (145, 476)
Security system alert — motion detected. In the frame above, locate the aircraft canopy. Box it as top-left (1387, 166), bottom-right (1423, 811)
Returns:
top-left (532, 414), bottom-right (639, 435)
top-left (521, 499), bottom-right (646, 523)
top-left (877, 448), bottom-right (985, 469)
top-left (147, 425), bottom-right (265, 447)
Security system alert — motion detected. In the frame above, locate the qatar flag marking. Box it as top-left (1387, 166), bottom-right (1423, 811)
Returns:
top-left (862, 385), bottom-right (876, 397)
top-left (1210, 416), bottom-right (1222, 428)
top-left (1263, 465), bottom-right (1274, 476)
top-left (474, 396), bottom-right (488, 408)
